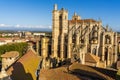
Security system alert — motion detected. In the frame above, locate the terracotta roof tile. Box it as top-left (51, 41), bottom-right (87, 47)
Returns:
top-left (40, 67), bottom-right (81, 80)
top-left (69, 19), bottom-right (97, 24)
top-left (7, 49), bottom-right (41, 80)
top-left (39, 63), bottom-right (117, 80)
top-left (69, 63), bottom-right (117, 80)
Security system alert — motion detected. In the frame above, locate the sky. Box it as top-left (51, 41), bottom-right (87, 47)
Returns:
top-left (0, 0), bottom-right (120, 31)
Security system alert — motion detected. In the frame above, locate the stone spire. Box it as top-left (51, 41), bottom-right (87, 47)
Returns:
top-left (74, 12), bottom-right (77, 16)
top-left (72, 12), bottom-right (81, 20)
top-left (54, 4), bottom-right (57, 10)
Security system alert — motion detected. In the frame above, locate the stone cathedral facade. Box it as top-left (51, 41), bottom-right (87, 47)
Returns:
top-left (51, 4), bottom-right (118, 67)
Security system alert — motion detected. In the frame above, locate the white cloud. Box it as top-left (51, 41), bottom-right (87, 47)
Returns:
top-left (0, 24), bottom-right (13, 27)
top-left (0, 23), bottom-right (52, 29)
top-left (0, 24), bottom-right (11, 27)
top-left (0, 24), bottom-right (5, 26)
top-left (15, 24), bottom-right (21, 27)
top-left (48, 26), bottom-right (52, 29)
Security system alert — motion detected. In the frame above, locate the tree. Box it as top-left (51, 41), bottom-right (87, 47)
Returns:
top-left (0, 42), bottom-right (28, 61)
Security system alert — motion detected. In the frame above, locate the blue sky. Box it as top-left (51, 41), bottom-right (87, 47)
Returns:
top-left (0, 0), bottom-right (120, 31)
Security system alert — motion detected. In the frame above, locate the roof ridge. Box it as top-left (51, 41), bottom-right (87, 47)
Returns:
top-left (27, 46), bottom-right (37, 55)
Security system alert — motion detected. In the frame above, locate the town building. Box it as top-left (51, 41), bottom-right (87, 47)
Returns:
top-left (1, 51), bottom-right (19, 69)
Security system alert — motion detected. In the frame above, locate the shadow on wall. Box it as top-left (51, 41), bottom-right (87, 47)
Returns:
top-left (10, 62), bottom-right (33, 80)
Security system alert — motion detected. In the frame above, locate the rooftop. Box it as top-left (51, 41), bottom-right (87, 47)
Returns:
top-left (1, 51), bottom-right (19, 58)
top-left (39, 63), bottom-right (117, 80)
top-left (69, 19), bottom-right (97, 24)
top-left (6, 48), bottom-right (41, 80)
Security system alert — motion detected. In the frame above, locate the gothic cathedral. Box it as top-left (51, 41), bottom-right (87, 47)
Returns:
top-left (51, 4), bottom-right (118, 67)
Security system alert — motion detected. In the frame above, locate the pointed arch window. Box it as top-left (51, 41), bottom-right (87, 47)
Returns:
top-left (105, 35), bottom-right (111, 44)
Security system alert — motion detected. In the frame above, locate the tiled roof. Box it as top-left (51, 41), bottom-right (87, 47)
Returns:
top-left (1, 51), bottom-right (19, 58)
top-left (85, 53), bottom-right (100, 63)
top-left (69, 19), bottom-right (97, 24)
top-left (39, 66), bottom-right (82, 80)
top-left (69, 63), bottom-right (117, 80)
top-left (7, 48), bottom-right (41, 80)
top-left (39, 63), bottom-right (117, 80)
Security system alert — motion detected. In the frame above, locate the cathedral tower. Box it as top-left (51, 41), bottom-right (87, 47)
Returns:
top-left (52, 4), bottom-right (68, 59)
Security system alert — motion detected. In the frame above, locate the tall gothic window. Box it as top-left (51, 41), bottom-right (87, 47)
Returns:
top-left (72, 33), bottom-right (76, 44)
top-left (59, 15), bottom-right (62, 35)
top-left (105, 35), bottom-right (111, 44)
top-left (94, 26), bottom-right (98, 31)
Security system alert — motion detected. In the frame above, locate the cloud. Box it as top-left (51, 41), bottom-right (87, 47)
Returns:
top-left (48, 26), bottom-right (52, 28)
top-left (0, 24), bottom-right (5, 26)
top-left (0, 24), bottom-right (52, 29)
top-left (15, 24), bottom-right (21, 27)
top-left (0, 24), bottom-right (12, 27)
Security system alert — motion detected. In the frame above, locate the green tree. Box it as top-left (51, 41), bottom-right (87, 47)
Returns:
top-left (0, 42), bottom-right (28, 61)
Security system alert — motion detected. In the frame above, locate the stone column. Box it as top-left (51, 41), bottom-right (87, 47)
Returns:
top-left (82, 52), bottom-right (85, 64)
top-left (97, 25), bottom-right (101, 55)
top-left (119, 43), bottom-right (120, 53)
top-left (36, 40), bottom-right (40, 56)
top-left (96, 46), bottom-right (98, 56)
top-left (114, 32), bottom-right (118, 62)
top-left (67, 31), bottom-right (72, 58)
top-left (41, 38), bottom-right (48, 58)
top-left (107, 48), bottom-right (110, 66)
top-left (111, 48), bottom-right (113, 65)
top-left (80, 51), bottom-right (85, 64)
top-left (102, 33), bottom-right (105, 61)
top-left (60, 34), bottom-right (64, 59)
top-left (84, 36), bottom-right (88, 53)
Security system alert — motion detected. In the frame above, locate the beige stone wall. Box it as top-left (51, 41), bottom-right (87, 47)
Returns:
top-left (2, 57), bottom-right (16, 69)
